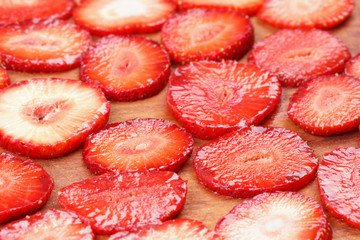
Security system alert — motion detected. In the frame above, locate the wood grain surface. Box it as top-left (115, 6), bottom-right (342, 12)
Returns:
top-left (3, 1), bottom-right (360, 239)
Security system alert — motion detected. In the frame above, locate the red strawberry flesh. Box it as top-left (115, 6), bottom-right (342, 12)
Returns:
top-left (345, 53), bottom-right (360, 79)
top-left (0, 68), bottom-right (10, 89)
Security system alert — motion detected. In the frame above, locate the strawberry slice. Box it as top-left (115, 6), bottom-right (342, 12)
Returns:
top-left (80, 36), bottom-right (171, 101)
top-left (167, 61), bottom-right (281, 140)
top-left (193, 126), bottom-right (318, 198)
top-left (83, 118), bottom-right (194, 175)
top-left (0, 209), bottom-right (93, 240)
top-left (58, 171), bottom-right (187, 235)
top-left (288, 75), bottom-right (360, 135)
top-left (215, 192), bottom-right (332, 240)
top-left (257, 0), bottom-right (354, 29)
top-left (0, 152), bottom-right (53, 225)
top-left (161, 9), bottom-right (254, 64)
top-left (0, 78), bottom-right (110, 159)
top-left (0, 0), bottom-right (74, 25)
top-left (0, 68), bottom-right (10, 89)
top-left (109, 219), bottom-right (221, 240)
top-left (345, 53), bottom-right (360, 79)
top-left (73, 0), bottom-right (176, 36)
top-left (175, 0), bottom-right (264, 16)
top-left (318, 147), bottom-right (360, 228)
top-left (248, 29), bottom-right (351, 87)
top-left (0, 19), bottom-right (91, 73)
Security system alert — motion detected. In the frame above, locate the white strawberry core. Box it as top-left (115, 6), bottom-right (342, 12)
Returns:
top-left (288, 0), bottom-right (322, 14)
top-left (99, 0), bottom-right (147, 20)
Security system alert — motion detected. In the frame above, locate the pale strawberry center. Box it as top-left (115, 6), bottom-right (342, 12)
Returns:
top-left (111, 51), bottom-right (139, 77)
top-left (286, 48), bottom-right (318, 61)
top-left (242, 150), bottom-right (274, 164)
top-left (115, 137), bottom-right (160, 154)
top-left (262, 215), bottom-right (286, 236)
top-left (5, 0), bottom-right (38, 7)
top-left (193, 23), bottom-right (224, 44)
top-left (288, 0), bottom-right (322, 14)
top-left (23, 100), bottom-right (69, 124)
top-left (315, 88), bottom-right (343, 112)
top-left (214, 85), bottom-right (235, 107)
top-left (98, 0), bottom-right (147, 20)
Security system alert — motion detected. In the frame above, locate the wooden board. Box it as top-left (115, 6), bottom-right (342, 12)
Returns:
top-left (3, 2), bottom-right (360, 239)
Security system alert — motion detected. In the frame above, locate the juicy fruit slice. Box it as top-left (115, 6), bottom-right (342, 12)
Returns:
top-left (109, 219), bottom-right (221, 240)
top-left (0, 0), bottom-right (74, 25)
top-left (248, 29), bottom-right (351, 87)
top-left (215, 192), bottom-right (332, 240)
top-left (0, 209), bottom-right (93, 240)
top-left (58, 171), bottom-right (187, 235)
top-left (288, 75), bottom-right (360, 135)
top-left (0, 68), bottom-right (10, 89)
top-left (0, 78), bottom-right (110, 159)
top-left (175, 0), bottom-right (264, 16)
top-left (80, 36), bottom-right (171, 101)
top-left (73, 0), bottom-right (176, 36)
top-left (0, 152), bottom-right (53, 224)
top-left (167, 61), bottom-right (281, 139)
top-left (345, 53), bottom-right (360, 79)
top-left (257, 0), bottom-right (354, 29)
top-left (161, 10), bottom-right (254, 64)
top-left (318, 147), bottom-right (360, 228)
top-left (0, 19), bottom-right (91, 73)
top-left (83, 118), bottom-right (194, 175)
top-left (193, 126), bottom-right (318, 197)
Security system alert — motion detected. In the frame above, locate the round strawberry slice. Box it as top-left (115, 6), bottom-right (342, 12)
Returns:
top-left (58, 171), bottom-right (187, 235)
top-left (345, 53), bottom-right (360, 79)
top-left (109, 219), bottom-right (221, 240)
top-left (0, 68), bottom-right (10, 89)
top-left (0, 0), bottom-right (74, 25)
top-left (0, 19), bottom-right (91, 73)
top-left (73, 0), bottom-right (176, 36)
top-left (0, 209), bottom-right (93, 240)
top-left (83, 118), bottom-right (194, 175)
top-left (80, 36), bottom-right (171, 101)
top-left (193, 126), bottom-right (318, 198)
top-left (161, 9), bottom-right (254, 64)
top-left (215, 192), bottom-right (332, 240)
top-left (167, 61), bottom-right (281, 140)
top-left (257, 0), bottom-right (354, 29)
top-left (248, 29), bottom-right (351, 87)
top-left (288, 75), bottom-right (360, 136)
top-left (175, 0), bottom-right (264, 16)
top-left (318, 147), bottom-right (360, 228)
top-left (0, 152), bottom-right (54, 225)
top-left (0, 78), bottom-right (110, 159)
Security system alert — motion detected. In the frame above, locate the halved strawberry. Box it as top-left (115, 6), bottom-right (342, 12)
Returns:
top-left (248, 29), bottom-right (351, 87)
top-left (0, 68), bottom-right (10, 89)
top-left (318, 147), bottom-right (360, 228)
top-left (175, 0), bottom-right (264, 16)
top-left (193, 126), bottom-right (318, 198)
top-left (0, 0), bottom-right (74, 25)
top-left (73, 0), bottom-right (176, 36)
top-left (109, 219), bottom-right (221, 240)
top-left (0, 152), bottom-right (53, 225)
top-left (80, 36), bottom-right (171, 101)
top-left (0, 19), bottom-right (91, 73)
top-left (345, 53), bottom-right (360, 79)
top-left (58, 171), bottom-right (187, 235)
top-left (0, 209), bottom-right (93, 240)
top-left (288, 75), bottom-right (360, 135)
top-left (161, 9), bottom-right (254, 64)
top-left (0, 78), bottom-right (110, 159)
top-left (167, 61), bottom-right (281, 139)
top-left (215, 192), bottom-right (332, 240)
top-left (257, 0), bottom-right (354, 29)
top-left (83, 118), bottom-right (194, 175)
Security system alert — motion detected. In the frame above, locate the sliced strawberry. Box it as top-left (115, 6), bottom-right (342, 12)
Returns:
top-left (109, 219), bottom-right (221, 240)
top-left (0, 209), bottom-right (93, 240)
top-left (215, 192), bottom-right (332, 240)
top-left (0, 19), bottom-right (91, 73)
top-left (257, 0), bottom-right (354, 29)
top-left (0, 0), bottom-right (74, 25)
top-left (318, 147), bottom-right (360, 228)
top-left (288, 75), bottom-right (360, 135)
top-left (248, 29), bottom-right (351, 87)
top-left (175, 0), bottom-right (264, 16)
top-left (167, 61), bottom-right (281, 139)
top-left (0, 152), bottom-right (53, 225)
top-left (73, 0), bottom-right (176, 36)
top-left (58, 171), bottom-right (187, 235)
top-left (80, 36), bottom-right (171, 101)
top-left (161, 9), bottom-right (254, 64)
top-left (0, 68), bottom-right (10, 89)
top-left (83, 118), bottom-right (194, 175)
top-left (193, 126), bottom-right (318, 198)
top-left (0, 78), bottom-right (110, 159)
top-left (345, 53), bottom-right (360, 79)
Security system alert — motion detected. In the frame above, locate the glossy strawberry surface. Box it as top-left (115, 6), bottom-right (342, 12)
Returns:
top-left (345, 53), bottom-right (360, 79)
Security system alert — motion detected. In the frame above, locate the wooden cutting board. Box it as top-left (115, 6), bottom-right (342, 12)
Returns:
top-left (3, 2), bottom-right (360, 239)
